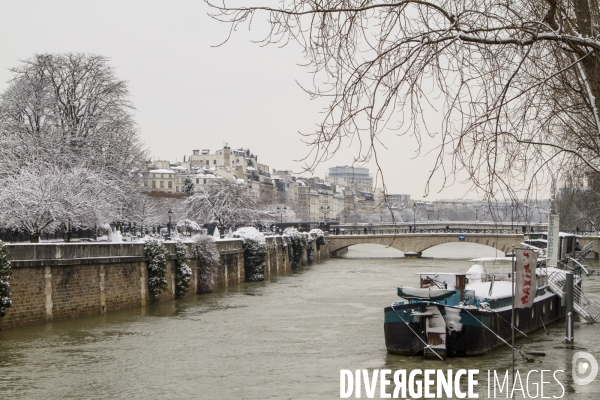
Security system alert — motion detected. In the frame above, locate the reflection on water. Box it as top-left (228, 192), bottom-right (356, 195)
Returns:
top-left (0, 243), bottom-right (599, 399)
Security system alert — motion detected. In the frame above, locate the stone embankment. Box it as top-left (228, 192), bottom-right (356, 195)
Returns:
top-left (1, 237), bottom-right (328, 329)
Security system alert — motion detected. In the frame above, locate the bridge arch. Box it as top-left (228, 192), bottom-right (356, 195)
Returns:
top-left (327, 233), bottom-right (523, 257)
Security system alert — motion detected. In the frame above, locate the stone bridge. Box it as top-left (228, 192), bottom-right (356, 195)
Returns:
top-left (327, 233), bottom-right (525, 257)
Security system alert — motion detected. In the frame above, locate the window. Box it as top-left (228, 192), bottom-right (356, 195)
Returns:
top-left (176, 186), bottom-right (179, 192)
top-left (160, 181), bottom-right (164, 188)
top-left (144, 181), bottom-right (148, 187)
top-left (196, 178), bottom-right (200, 184)
top-left (152, 181), bottom-right (156, 188)
top-left (204, 179), bottom-right (207, 184)
top-left (213, 160), bottom-right (216, 164)
top-left (168, 181), bottom-right (172, 189)
top-left (206, 160), bottom-right (209, 165)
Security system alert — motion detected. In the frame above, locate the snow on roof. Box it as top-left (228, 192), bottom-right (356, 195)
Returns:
top-left (190, 173), bottom-right (221, 178)
top-left (467, 281), bottom-right (513, 300)
top-left (469, 257), bottom-right (513, 263)
top-left (149, 169), bottom-right (175, 174)
top-left (247, 166), bottom-right (256, 171)
top-left (172, 166), bottom-right (187, 170)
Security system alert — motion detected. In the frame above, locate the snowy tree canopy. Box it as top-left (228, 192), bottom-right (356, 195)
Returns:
top-left (257, 203), bottom-right (299, 227)
top-left (177, 219), bottom-right (202, 233)
top-left (0, 166), bottom-right (121, 241)
top-left (0, 53), bottom-right (147, 182)
top-left (0, 53), bottom-right (148, 240)
top-left (186, 181), bottom-right (259, 227)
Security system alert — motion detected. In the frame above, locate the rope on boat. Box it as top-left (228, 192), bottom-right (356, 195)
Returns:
top-left (491, 310), bottom-right (531, 341)
top-left (389, 304), bottom-right (445, 361)
top-left (539, 317), bottom-right (549, 335)
top-left (462, 308), bottom-right (535, 362)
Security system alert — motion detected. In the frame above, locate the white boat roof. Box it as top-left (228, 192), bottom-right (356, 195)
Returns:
top-left (415, 272), bottom-right (464, 276)
top-left (469, 257), bottom-right (513, 262)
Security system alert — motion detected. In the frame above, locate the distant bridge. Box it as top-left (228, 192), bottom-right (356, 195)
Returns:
top-left (336, 221), bottom-right (547, 235)
top-left (327, 233), bottom-right (525, 257)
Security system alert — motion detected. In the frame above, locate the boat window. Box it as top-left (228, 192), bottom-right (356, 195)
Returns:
top-left (542, 304), bottom-right (546, 314)
top-left (550, 301), bottom-right (553, 311)
top-left (531, 308), bottom-right (535, 318)
top-left (516, 314), bottom-right (519, 326)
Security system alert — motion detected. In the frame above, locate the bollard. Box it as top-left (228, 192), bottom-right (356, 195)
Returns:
top-left (564, 272), bottom-right (574, 343)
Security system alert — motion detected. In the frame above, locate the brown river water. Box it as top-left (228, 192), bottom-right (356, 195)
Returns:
top-left (1, 243), bottom-right (599, 399)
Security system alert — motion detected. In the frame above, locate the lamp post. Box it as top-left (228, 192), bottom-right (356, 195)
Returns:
top-left (412, 202), bottom-right (417, 232)
top-left (167, 208), bottom-right (173, 239)
top-left (277, 205), bottom-right (287, 232)
top-left (320, 205), bottom-right (330, 223)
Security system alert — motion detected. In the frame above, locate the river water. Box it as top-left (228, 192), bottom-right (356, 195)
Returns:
top-left (1, 243), bottom-right (599, 399)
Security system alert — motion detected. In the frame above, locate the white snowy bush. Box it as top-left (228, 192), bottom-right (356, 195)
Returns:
top-left (0, 241), bottom-right (12, 319)
top-left (191, 235), bottom-right (220, 294)
top-left (283, 227), bottom-right (308, 269)
top-left (108, 229), bottom-right (123, 243)
top-left (234, 227), bottom-right (267, 282)
top-left (304, 232), bottom-right (315, 263)
top-left (176, 219), bottom-right (201, 236)
top-left (143, 238), bottom-right (169, 302)
top-left (174, 241), bottom-right (193, 298)
top-left (309, 228), bottom-right (326, 250)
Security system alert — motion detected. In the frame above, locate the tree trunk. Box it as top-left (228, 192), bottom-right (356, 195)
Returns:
top-left (30, 232), bottom-right (40, 243)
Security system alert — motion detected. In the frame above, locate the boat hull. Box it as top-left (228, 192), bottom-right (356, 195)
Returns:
top-left (384, 293), bottom-right (564, 357)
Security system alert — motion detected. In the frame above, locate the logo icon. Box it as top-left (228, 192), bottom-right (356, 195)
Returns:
top-left (572, 351), bottom-right (598, 385)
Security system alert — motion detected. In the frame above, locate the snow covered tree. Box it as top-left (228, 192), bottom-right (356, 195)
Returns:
top-left (182, 178), bottom-right (195, 195)
top-left (0, 241), bottom-right (12, 319)
top-left (191, 234), bottom-right (220, 293)
top-left (124, 192), bottom-right (163, 235)
top-left (0, 165), bottom-right (120, 242)
top-left (186, 181), bottom-right (259, 228)
top-left (257, 203), bottom-right (299, 227)
top-left (233, 227), bottom-right (267, 281)
top-left (0, 53), bottom-right (147, 239)
top-left (176, 219), bottom-right (202, 236)
top-left (0, 53), bottom-right (146, 182)
top-left (209, 1), bottom-right (600, 202)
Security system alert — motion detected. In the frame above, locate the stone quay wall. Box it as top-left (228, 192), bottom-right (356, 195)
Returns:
top-left (0, 235), bottom-right (328, 329)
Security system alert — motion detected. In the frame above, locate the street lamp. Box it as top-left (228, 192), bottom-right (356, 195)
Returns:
top-left (412, 202), bottom-right (417, 232)
top-left (320, 205), bottom-right (330, 223)
top-left (277, 205), bottom-right (287, 232)
top-left (167, 208), bottom-right (173, 238)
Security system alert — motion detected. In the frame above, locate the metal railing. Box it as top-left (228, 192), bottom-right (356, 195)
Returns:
top-left (547, 271), bottom-right (600, 323)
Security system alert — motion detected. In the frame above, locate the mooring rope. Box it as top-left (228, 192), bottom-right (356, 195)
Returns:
top-left (463, 308), bottom-right (534, 362)
top-left (491, 309), bottom-right (531, 340)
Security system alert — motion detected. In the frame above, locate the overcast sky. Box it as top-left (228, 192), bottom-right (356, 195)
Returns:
top-left (1, 0), bottom-right (480, 200)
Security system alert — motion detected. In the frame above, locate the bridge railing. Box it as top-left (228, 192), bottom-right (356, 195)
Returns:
top-left (329, 228), bottom-right (526, 235)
